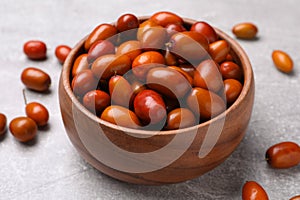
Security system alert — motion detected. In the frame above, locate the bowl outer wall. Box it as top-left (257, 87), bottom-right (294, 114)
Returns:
top-left (58, 17), bottom-right (255, 185)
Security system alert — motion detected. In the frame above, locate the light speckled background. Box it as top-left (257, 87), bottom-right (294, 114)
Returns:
top-left (0, 0), bottom-right (300, 199)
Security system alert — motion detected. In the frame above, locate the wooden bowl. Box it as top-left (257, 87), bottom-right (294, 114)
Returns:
top-left (59, 17), bottom-right (255, 185)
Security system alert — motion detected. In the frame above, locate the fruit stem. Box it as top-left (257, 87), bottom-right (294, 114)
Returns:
top-left (165, 42), bottom-right (172, 50)
top-left (22, 89), bottom-right (28, 105)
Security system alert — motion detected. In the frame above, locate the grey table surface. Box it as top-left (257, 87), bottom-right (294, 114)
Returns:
top-left (1, 0), bottom-right (300, 199)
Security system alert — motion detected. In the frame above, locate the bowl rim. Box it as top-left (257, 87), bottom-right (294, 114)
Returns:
top-left (61, 16), bottom-right (254, 136)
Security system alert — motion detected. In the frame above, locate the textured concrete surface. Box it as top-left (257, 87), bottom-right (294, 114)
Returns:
top-left (0, 0), bottom-right (300, 199)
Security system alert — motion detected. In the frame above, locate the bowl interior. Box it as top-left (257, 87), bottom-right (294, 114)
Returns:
top-left (62, 16), bottom-right (253, 136)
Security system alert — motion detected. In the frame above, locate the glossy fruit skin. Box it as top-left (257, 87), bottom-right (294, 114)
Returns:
top-left (116, 13), bottom-right (139, 32)
top-left (91, 54), bottom-right (131, 80)
top-left (137, 20), bottom-right (159, 41)
top-left (225, 53), bottom-right (234, 61)
top-left (116, 40), bottom-right (142, 61)
top-left (0, 113), bottom-right (7, 135)
top-left (165, 108), bottom-right (196, 130)
top-left (23, 40), bottom-right (47, 60)
top-left (134, 89), bottom-right (166, 125)
top-left (242, 181), bottom-right (269, 200)
top-left (165, 23), bottom-right (186, 37)
top-left (150, 11), bottom-right (183, 27)
top-left (71, 69), bottom-right (98, 96)
top-left (21, 67), bottom-right (51, 92)
top-left (290, 195), bottom-right (300, 200)
top-left (72, 54), bottom-right (89, 77)
top-left (55, 45), bottom-right (71, 64)
top-left (147, 67), bottom-right (191, 99)
top-left (224, 79), bottom-right (243, 105)
top-left (169, 31), bottom-right (209, 62)
top-left (109, 75), bottom-right (133, 107)
top-left (87, 40), bottom-right (115, 63)
top-left (186, 87), bottom-right (225, 120)
top-left (209, 40), bottom-right (230, 63)
top-left (25, 102), bottom-right (49, 127)
top-left (179, 64), bottom-right (195, 77)
top-left (100, 105), bottom-right (141, 129)
top-left (83, 90), bottom-right (110, 114)
top-left (132, 51), bottom-right (165, 80)
top-left (272, 50), bottom-right (293, 73)
top-left (220, 61), bottom-right (243, 81)
top-left (9, 117), bottom-right (37, 142)
top-left (84, 24), bottom-right (118, 50)
top-left (140, 26), bottom-right (167, 50)
top-left (232, 23), bottom-right (258, 39)
top-left (164, 50), bottom-right (178, 66)
top-left (265, 141), bottom-right (300, 169)
top-left (167, 66), bottom-right (193, 85)
top-left (190, 21), bottom-right (218, 43)
top-left (131, 81), bottom-right (146, 96)
top-left (193, 59), bottom-right (224, 92)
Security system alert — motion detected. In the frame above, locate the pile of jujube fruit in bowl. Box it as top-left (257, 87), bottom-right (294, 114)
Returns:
top-left (71, 11), bottom-right (243, 131)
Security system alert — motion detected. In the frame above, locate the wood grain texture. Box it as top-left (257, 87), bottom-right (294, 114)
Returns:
top-left (59, 17), bottom-right (255, 185)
